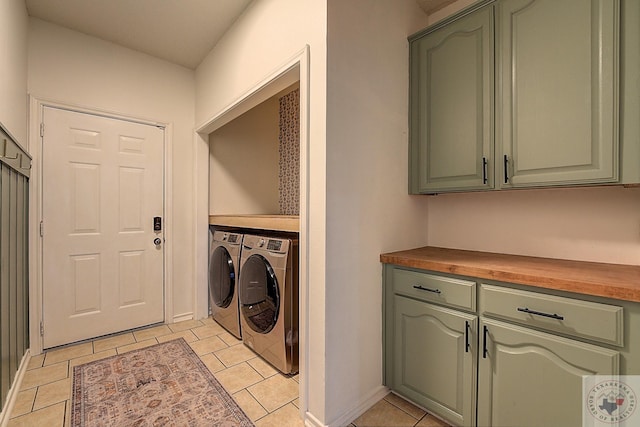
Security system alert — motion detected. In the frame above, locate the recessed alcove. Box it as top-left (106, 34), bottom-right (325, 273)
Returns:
top-left (208, 83), bottom-right (299, 218)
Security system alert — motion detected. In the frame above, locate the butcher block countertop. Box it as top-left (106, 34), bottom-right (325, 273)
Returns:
top-left (209, 214), bottom-right (299, 233)
top-left (380, 246), bottom-right (640, 303)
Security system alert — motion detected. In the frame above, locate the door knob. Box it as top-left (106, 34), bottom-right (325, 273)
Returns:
top-left (153, 237), bottom-right (162, 246)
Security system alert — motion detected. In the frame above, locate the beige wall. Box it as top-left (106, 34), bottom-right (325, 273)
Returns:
top-left (427, 0), bottom-right (477, 25)
top-left (195, 0), bottom-right (329, 423)
top-left (198, 0), bottom-right (430, 423)
top-left (209, 96), bottom-right (280, 215)
top-left (27, 18), bottom-right (197, 320)
top-left (18, 0), bottom-right (638, 425)
top-left (0, 0), bottom-right (28, 144)
top-left (195, 0), bottom-right (325, 125)
top-left (326, 0), bottom-right (430, 423)
top-left (428, 186), bottom-right (640, 265)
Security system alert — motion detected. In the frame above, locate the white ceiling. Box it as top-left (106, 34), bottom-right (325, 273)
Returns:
top-left (25, 0), bottom-right (455, 70)
top-left (25, 0), bottom-right (254, 69)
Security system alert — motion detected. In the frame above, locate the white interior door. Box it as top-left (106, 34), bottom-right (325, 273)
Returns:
top-left (42, 107), bottom-right (164, 349)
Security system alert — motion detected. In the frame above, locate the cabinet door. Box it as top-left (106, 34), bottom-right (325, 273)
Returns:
top-left (497, 0), bottom-right (619, 188)
top-left (477, 318), bottom-right (619, 427)
top-left (409, 6), bottom-right (494, 193)
top-left (393, 295), bottom-right (477, 426)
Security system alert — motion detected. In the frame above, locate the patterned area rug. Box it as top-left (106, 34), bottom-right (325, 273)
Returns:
top-left (71, 338), bottom-right (254, 426)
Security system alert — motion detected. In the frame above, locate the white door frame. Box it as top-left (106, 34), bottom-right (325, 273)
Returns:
top-left (194, 46), bottom-right (310, 418)
top-left (28, 97), bottom-right (173, 355)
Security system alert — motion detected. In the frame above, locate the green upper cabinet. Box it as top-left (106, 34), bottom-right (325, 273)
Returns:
top-left (409, 5), bottom-right (494, 193)
top-left (497, 0), bottom-right (619, 188)
top-left (408, 0), bottom-right (633, 194)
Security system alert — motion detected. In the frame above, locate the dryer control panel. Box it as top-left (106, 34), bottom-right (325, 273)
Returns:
top-left (267, 240), bottom-right (282, 251)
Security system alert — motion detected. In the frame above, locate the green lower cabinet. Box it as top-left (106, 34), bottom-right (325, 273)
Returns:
top-left (382, 264), bottom-right (633, 426)
top-left (392, 295), bottom-right (477, 426)
top-left (477, 318), bottom-right (620, 427)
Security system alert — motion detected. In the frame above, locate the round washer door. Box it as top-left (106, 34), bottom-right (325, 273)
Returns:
top-left (240, 254), bottom-right (279, 334)
top-left (209, 246), bottom-right (235, 308)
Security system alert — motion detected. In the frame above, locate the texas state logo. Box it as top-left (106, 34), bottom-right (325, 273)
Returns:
top-left (584, 376), bottom-right (638, 426)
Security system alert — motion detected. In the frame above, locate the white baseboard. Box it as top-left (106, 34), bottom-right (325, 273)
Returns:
top-left (0, 350), bottom-right (31, 427)
top-left (172, 312), bottom-right (194, 323)
top-left (304, 385), bottom-right (390, 427)
top-left (304, 411), bottom-right (325, 427)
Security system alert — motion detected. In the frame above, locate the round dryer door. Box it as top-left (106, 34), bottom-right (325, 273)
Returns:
top-left (240, 254), bottom-right (279, 333)
top-left (209, 246), bottom-right (235, 308)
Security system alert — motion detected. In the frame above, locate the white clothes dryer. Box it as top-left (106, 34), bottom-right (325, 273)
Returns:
top-left (239, 234), bottom-right (299, 374)
top-left (209, 229), bottom-right (244, 339)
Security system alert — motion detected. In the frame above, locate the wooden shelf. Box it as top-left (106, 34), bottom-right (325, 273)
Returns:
top-left (209, 214), bottom-right (299, 233)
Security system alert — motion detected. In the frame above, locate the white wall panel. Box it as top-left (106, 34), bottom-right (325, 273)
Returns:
top-left (119, 167), bottom-right (144, 232)
top-left (119, 251), bottom-right (144, 306)
top-left (71, 254), bottom-right (101, 314)
top-left (119, 135), bottom-right (144, 155)
top-left (71, 163), bottom-right (100, 233)
top-left (70, 128), bottom-right (101, 150)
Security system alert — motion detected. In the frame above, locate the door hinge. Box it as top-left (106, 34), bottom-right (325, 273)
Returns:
top-left (40, 221), bottom-right (44, 237)
top-left (40, 123), bottom-right (44, 137)
top-left (40, 321), bottom-right (44, 336)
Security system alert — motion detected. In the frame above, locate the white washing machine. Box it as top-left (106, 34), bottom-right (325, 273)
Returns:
top-left (209, 229), bottom-right (244, 339)
top-left (239, 234), bottom-right (299, 374)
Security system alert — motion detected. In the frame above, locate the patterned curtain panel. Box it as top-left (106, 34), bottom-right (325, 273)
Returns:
top-left (278, 89), bottom-right (300, 215)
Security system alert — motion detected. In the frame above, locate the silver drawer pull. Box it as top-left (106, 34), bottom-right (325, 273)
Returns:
top-left (517, 307), bottom-right (564, 321)
top-left (413, 285), bottom-right (441, 294)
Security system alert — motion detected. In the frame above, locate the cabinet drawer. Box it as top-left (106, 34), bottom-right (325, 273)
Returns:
top-left (393, 268), bottom-right (476, 311)
top-left (480, 284), bottom-right (623, 346)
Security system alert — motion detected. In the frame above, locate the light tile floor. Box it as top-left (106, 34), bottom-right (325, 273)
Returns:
top-left (350, 393), bottom-right (451, 427)
top-left (6, 318), bottom-right (450, 427)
